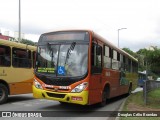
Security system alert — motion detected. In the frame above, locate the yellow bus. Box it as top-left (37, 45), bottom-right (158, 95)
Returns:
top-left (0, 39), bottom-right (36, 104)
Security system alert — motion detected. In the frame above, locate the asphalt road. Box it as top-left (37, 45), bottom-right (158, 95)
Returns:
top-left (0, 94), bottom-right (127, 120)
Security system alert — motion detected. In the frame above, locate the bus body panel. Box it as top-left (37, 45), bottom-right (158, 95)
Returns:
top-left (1, 67), bottom-right (34, 95)
top-left (0, 39), bottom-right (36, 95)
top-left (88, 74), bottom-right (102, 104)
top-left (9, 79), bottom-right (33, 95)
top-left (1, 67), bottom-right (34, 82)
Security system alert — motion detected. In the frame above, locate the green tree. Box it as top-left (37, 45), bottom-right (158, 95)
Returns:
top-left (137, 47), bottom-right (160, 76)
top-left (147, 48), bottom-right (160, 74)
top-left (20, 39), bottom-right (36, 46)
top-left (122, 48), bottom-right (136, 58)
top-left (123, 47), bottom-right (160, 77)
top-left (136, 48), bottom-right (148, 71)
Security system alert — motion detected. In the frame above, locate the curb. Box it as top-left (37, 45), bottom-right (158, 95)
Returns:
top-left (115, 96), bottom-right (128, 120)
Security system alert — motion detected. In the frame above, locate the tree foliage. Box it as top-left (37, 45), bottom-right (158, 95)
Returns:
top-left (20, 39), bottom-right (36, 46)
top-left (123, 47), bottom-right (160, 76)
top-left (122, 48), bottom-right (137, 58)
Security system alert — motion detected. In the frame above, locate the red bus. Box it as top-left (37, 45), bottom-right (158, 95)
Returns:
top-left (33, 30), bottom-right (138, 106)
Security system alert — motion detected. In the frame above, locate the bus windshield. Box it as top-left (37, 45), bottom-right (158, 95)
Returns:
top-left (36, 42), bottom-right (88, 77)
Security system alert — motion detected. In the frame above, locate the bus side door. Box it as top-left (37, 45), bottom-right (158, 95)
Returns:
top-left (89, 42), bottom-right (103, 104)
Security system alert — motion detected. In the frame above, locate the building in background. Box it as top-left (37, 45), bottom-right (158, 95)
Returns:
top-left (0, 32), bottom-right (17, 42)
top-left (0, 33), bottom-right (9, 40)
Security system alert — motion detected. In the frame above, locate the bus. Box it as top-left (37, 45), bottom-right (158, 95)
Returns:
top-left (0, 39), bottom-right (36, 104)
top-left (33, 30), bottom-right (138, 106)
top-left (138, 71), bottom-right (147, 87)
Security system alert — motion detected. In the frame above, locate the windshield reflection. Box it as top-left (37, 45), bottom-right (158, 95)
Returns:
top-left (36, 43), bottom-right (88, 77)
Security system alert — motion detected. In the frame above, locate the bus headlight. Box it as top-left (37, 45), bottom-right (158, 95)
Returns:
top-left (71, 82), bottom-right (88, 93)
top-left (34, 79), bottom-right (43, 89)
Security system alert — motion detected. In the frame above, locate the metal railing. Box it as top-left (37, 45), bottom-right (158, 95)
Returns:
top-left (143, 80), bottom-right (160, 105)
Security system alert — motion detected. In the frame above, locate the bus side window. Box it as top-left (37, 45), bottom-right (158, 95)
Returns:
top-left (125, 57), bottom-right (129, 72)
top-left (132, 61), bottom-right (138, 73)
top-left (112, 50), bottom-right (119, 70)
top-left (103, 45), bottom-right (111, 68)
top-left (12, 48), bottom-right (31, 68)
top-left (128, 59), bottom-right (132, 72)
top-left (120, 54), bottom-right (124, 70)
top-left (91, 42), bottom-right (102, 74)
top-left (0, 45), bottom-right (11, 67)
top-left (32, 51), bottom-right (36, 68)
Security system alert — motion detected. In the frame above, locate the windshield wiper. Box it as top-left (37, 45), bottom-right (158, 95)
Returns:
top-left (65, 42), bottom-right (76, 64)
top-left (47, 43), bottom-right (57, 67)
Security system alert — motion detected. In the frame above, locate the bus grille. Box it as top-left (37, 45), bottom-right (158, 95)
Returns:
top-left (35, 73), bottom-right (86, 86)
top-left (46, 92), bottom-right (66, 98)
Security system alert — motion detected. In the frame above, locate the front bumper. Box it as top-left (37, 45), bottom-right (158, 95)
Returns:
top-left (33, 85), bottom-right (89, 105)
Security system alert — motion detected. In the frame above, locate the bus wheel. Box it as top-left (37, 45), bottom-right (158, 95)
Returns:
top-left (128, 84), bottom-right (132, 96)
top-left (0, 84), bottom-right (8, 104)
top-left (99, 90), bottom-right (107, 107)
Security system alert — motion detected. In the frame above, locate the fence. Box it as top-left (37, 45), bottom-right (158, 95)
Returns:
top-left (143, 80), bottom-right (160, 105)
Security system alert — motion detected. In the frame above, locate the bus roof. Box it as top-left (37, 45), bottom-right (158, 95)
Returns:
top-left (92, 31), bottom-right (138, 62)
top-left (0, 39), bottom-right (36, 51)
top-left (40, 29), bottom-right (138, 62)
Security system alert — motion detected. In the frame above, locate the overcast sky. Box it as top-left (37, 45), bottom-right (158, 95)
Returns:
top-left (0, 0), bottom-right (160, 51)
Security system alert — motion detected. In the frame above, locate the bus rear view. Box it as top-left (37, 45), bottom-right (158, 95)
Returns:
top-left (33, 31), bottom-right (90, 105)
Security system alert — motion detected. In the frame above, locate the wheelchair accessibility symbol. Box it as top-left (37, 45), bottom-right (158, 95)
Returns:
top-left (58, 66), bottom-right (65, 75)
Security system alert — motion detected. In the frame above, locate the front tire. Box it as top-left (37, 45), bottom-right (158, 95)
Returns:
top-left (0, 84), bottom-right (8, 104)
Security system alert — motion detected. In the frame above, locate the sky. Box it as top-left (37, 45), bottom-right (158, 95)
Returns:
top-left (0, 0), bottom-right (160, 51)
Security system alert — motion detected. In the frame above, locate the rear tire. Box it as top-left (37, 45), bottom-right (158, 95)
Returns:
top-left (0, 84), bottom-right (8, 104)
top-left (99, 90), bottom-right (107, 107)
top-left (127, 84), bottom-right (132, 96)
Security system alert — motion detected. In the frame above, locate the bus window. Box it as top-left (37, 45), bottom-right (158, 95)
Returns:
top-left (112, 50), bottom-right (119, 70)
top-left (128, 59), bottom-right (132, 72)
top-left (12, 48), bottom-right (31, 68)
top-left (119, 54), bottom-right (124, 70)
top-left (122, 55), bottom-right (126, 71)
top-left (32, 51), bottom-right (36, 68)
top-left (117, 52), bottom-right (120, 70)
top-left (103, 46), bottom-right (111, 68)
top-left (91, 43), bottom-right (102, 73)
top-left (0, 45), bottom-right (11, 67)
top-left (125, 57), bottom-right (129, 72)
top-left (132, 61), bottom-right (138, 73)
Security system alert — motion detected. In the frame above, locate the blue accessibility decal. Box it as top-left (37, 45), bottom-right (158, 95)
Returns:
top-left (58, 66), bottom-right (66, 75)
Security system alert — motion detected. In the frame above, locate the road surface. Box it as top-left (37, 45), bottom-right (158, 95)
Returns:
top-left (0, 94), bottom-right (127, 120)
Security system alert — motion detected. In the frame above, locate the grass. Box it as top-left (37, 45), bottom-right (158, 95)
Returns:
top-left (148, 88), bottom-right (160, 98)
top-left (120, 88), bottom-right (160, 120)
top-left (147, 88), bottom-right (160, 108)
top-left (123, 92), bottom-right (145, 110)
